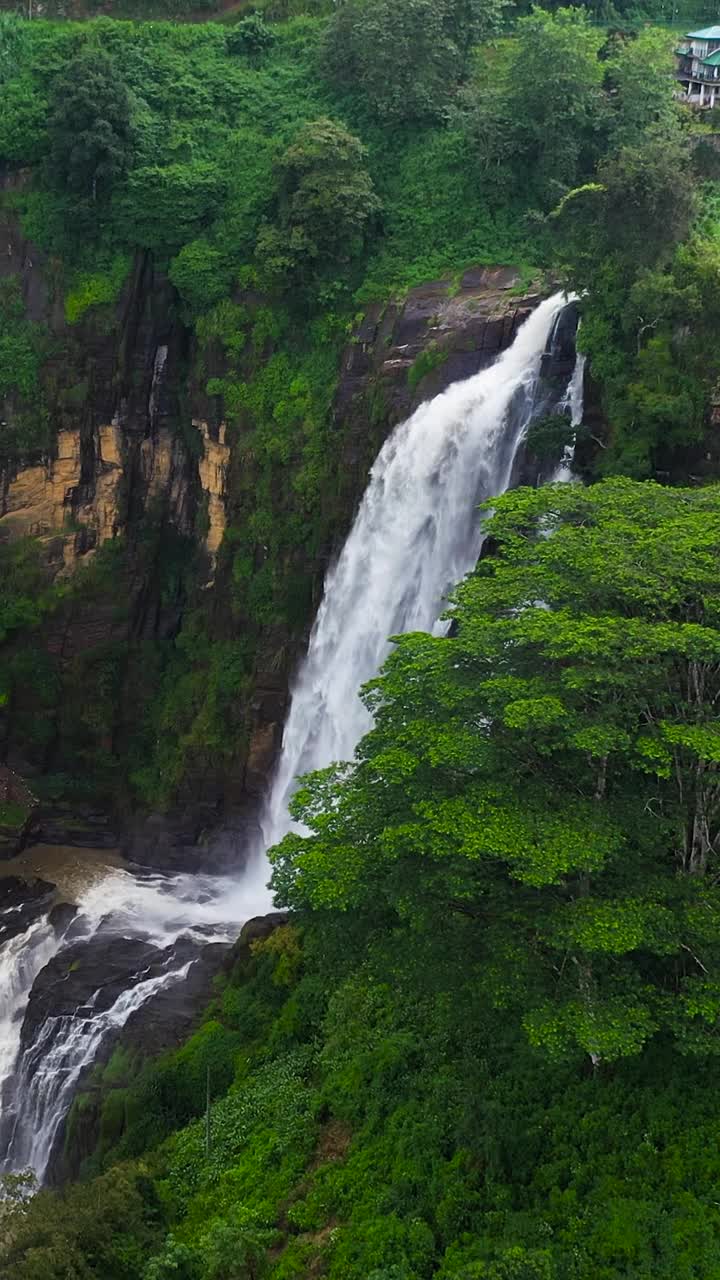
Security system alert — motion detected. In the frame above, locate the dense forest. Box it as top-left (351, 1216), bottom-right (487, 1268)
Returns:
top-left (4, 0), bottom-right (720, 1276)
top-left (3, 0), bottom-right (720, 820)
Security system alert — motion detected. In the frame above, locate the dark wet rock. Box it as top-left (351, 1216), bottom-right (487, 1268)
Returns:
top-left (20, 935), bottom-right (165, 1047)
top-left (44, 936), bottom-right (231, 1184)
top-left (30, 804), bottom-right (120, 850)
top-left (0, 766), bottom-right (37, 860)
top-left (121, 939), bottom-right (230, 1056)
top-left (225, 910), bottom-right (290, 975)
top-left (48, 901), bottom-right (79, 934)
top-left (122, 807), bottom-right (254, 874)
top-left (0, 876), bottom-right (55, 946)
top-left (540, 299), bottom-right (580, 385)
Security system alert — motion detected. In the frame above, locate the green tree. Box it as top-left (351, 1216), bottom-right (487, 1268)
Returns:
top-left (1, 1164), bottom-right (162, 1279)
top-left (464, 8), bottom-right (607, 204)
top-left (0, 14), bottom-right (28, 85)
top-left (47, 48), bottom-right (133, 204)
top-left (255, 118), bottom-right (380, 292)
top-left (323, 0), bottom-right (508, 124)
top-left (605, 28), bottom-right (679, 148)
top-left (553, 128), bottom-right (696, 286)
top-left (549, 125), bottom-right (701, 477)
top-left (271, 479), bottom-right (720, 1064)
top-left (225, 15), bottom-right (276, 62)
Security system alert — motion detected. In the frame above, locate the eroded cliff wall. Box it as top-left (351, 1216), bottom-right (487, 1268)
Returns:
top-left (0, 193), bottom-right (552, 861)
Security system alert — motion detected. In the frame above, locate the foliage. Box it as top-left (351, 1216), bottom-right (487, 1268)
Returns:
top-left (11, 873), bottom-right (720, 1278)
top-left (460, 10), bottom-right (607, 207)
top-left (323, 0), bottom-right (509, 124)
top-left (168, 239), bottom-right (231, 313)
top-left (226, 14), bottom-right (276, 60)
top-left (407, 343), bottom-right (448, 393)
top-left (255, 117), bottom-right (380, 294)
top-left (605, 26), bottom-right (679, 148)
top-left (47, 47), bottom-right (134, 207)
top-left (64, 252), bottom-right (132, 324)
top-left (1, 1165), bottom-right (164, 1280)
top-left (550, 123), bottom-right (707, 476)
top-left (271, 479), bottom-right (720, 1064)
top-left (0, 276), bottom-right (50, 459)
top-left (524, 412), bottom-right (577, 461)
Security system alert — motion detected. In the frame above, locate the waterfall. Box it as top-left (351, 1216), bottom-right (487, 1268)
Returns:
top-left (0, 291), bottom-right (580, 1183)
top-left (261, 293), bottom-right (575, 851)
top-left (2, 957), bottom-right (192, 1178)
top-left (0, 866), bottom-right (271, 1180)
top-left (148, 343), bottom-right (168, 425)
top-left (551, 347), bottom-right (586, 483)
top-left (0, 921), bottom-right (64, 1090)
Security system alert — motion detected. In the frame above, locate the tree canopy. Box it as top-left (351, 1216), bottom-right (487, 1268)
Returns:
top-left (323, 0), bottom-right (509, 123)
top-left (255, 117), bottom-right (380, 292)
top-left (47, 48), bottom-right (134, 204)
top-left (272, 479), bottom-right (720, 1064)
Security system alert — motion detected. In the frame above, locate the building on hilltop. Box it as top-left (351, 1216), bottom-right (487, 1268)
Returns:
top-left (676, 26), bottom-right (720, 107)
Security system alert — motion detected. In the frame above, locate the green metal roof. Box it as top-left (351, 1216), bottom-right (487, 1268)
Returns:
top-left (686, 26), bottom-right (720, 39)
top-left (704, 49), bottom-right (720, 65)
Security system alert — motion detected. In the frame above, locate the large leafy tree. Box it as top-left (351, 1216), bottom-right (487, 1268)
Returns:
top-left (272, 479), bottom-right (720, 1064)
top-left (255, 117), bottom-right (380, 293)
top-left (464, 8), bottom-right (607, 204)
top-left (323, 0), bottom-right (508, 124)
top-left (47, 48), bottom-right (134, 204)
top-left (605, 26), bottom-right (679, 148)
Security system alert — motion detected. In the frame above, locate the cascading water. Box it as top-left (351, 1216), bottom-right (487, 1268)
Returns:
top-left (0, 291), bottom-right (581, 1183)
top-left (551, 346), bottom-right (586, 483)
top-left (261, 292), bottom-right (575, 850)
top-left (0, 866), bottom-right (271, 1180)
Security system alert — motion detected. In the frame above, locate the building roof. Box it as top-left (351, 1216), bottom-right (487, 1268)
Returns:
top-left (704, 49), bottom-right (720, 64)
top-left (686, 26), bottom-right (720, 39)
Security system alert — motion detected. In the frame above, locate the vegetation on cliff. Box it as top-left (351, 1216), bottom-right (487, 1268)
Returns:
top-left (3, 6), bottom-right (720, 1275)
top-left (1, 3), bottom-right (716, 814)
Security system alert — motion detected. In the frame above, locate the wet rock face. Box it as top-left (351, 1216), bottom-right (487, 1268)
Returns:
top-left (20, 935), bottom-right (168, 1047)
top-left (0, 184), bottom-right (195, 574)
top-left (540, 298), bottom-right (580, 385)
top-left (0, 876), bottom-right (55, 946)
top-left (45, 913), bottom-right (286, 1185)
top-left (120, 939), bottom-right (229, 1055)
top-left (121, 808), bottom-right (263, 873)
top-left (336, 267), bottom-right (539, 438)
top-left (22, 931), bottom-right (229, 1056)
top-left (43, 936), bottom-right (230, 1184)
top-left (30, 805), bottom-right (120, 851)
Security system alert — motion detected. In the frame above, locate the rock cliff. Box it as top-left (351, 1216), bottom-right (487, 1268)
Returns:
top-left (0, 188), bottom-right (562, 858)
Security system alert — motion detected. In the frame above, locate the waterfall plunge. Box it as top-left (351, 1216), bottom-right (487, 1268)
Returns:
top-left (260, 292), bottom-right (574, 852)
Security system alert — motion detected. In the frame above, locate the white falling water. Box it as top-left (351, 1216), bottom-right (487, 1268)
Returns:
top-left (551, 348), bottom-right (586, 483)
top-left (3, 959), bottom-right (191, 1177)
top-left (0, 921), bottom-right (64, 1089)
top-left (148, 343), bottom-right (168, 425)
top-left (261, 293), bottom-right (573, 851)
